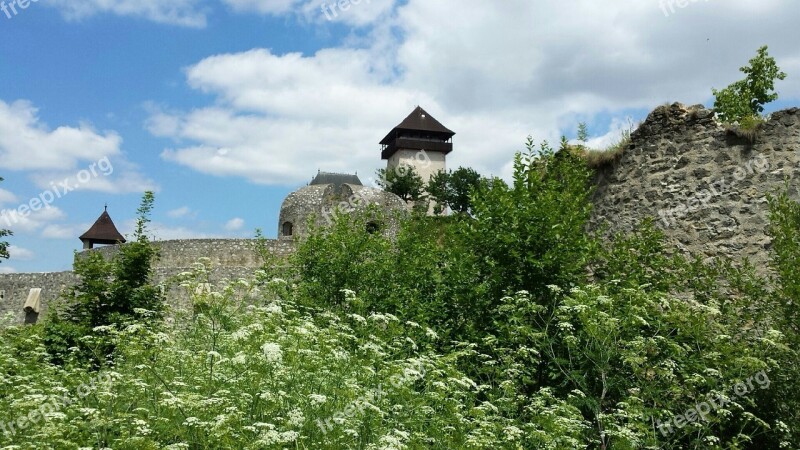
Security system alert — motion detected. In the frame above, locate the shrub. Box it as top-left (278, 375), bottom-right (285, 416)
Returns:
top-left (713, 45), bottom-right (787, 124)
top-left (43, 192), bottom-right (164, 365)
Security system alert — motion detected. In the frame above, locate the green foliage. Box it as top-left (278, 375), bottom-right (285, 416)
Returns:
top-left (713, 45), bottom-right (787, 123)
top-left (375, 165), bottom-right (425, 203)
top-left (767, 188), bottom-right (800, 342)
top-left (427, 167), bottom-right (483, 215)
top-left (0, 270), bottom-right (519, 449)
top-left (577, 122), bottom-right (589, 143)
top-left (468, 137), bottom-right (596, 301)
top-left (291, 207), bottom-right (483, 340)
top-left (43, 192), bottom-right (164, 365)
top-left (3, 138), bottom-right (800, 448)
top-left (0, 177), bottom-right (10, 262)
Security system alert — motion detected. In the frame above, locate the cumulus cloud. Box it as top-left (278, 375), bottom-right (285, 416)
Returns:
top-left (0, 99), bottom-right (158, 195)
top-left (222, 0), bottom-right (396, 26)
top-left (224, 217), bottom-right (245, 231)
top-left (41, 223), bottom-right (91, 240)
top-left (0, 206), bottom-right (66, 234)
top-left (148, 223), bottom-right (215, 240)
top-left (0, 188), bottom-right (16, 207)
top-left (167, 206), bottom-right (198, 219)
top-left (0, 100), bottom-right (121, 172)
top-left (150, 0), bottom-right (800, 185)
top-left (8, 245), bottom-right (34, 261)
top-left (46, 0), bottom-right (208, 28)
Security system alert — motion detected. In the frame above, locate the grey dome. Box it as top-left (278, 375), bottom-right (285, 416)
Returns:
top-left (278, 181), bottom-right (407, 240)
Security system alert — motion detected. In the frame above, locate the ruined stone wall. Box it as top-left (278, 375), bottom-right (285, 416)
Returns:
top-left (591, 103), bottom-right (800, 270)
top-left (82, 238), bottom-right (295, 270)
top-left (0, 238), bottom-right (296, 325)
top-left (0, 272), bottom-right (77, 325)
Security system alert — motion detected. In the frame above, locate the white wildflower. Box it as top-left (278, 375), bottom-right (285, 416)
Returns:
top-left (262, 343), bottom-right (283, 364)
top-left (309, 394), bottom-right (327, 405)
top-left (425, 328), bottom-right (439, 340)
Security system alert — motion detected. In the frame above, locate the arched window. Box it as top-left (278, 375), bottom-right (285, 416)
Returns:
top-left (282, 221), bottom-right (294, 237)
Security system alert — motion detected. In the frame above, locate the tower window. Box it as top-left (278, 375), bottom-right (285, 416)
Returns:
top-left (282, 222), bottom-right (294, 237)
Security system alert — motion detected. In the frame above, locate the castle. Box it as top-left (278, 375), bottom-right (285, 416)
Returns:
top-left (0, 106), bottom-right (458, 324)
top-left (1, 103), bottom-right (799, 326)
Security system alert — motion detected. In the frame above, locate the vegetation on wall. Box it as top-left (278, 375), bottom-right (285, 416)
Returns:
top-left (713, 45), bottom-right (787, 126)
top-left (0, 177), bottom-right (10, 263)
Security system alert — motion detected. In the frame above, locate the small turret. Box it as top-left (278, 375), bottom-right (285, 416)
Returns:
top-left (79, 206), bottom-right (126, 250)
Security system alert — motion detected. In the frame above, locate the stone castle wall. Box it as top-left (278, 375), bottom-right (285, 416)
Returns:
top-left (0, 271), bottom-right (77, 325)
top-left (0, 238), bottom-right (296, 325)
top-left (591, 103), bottom-right (800, 268)
top-left (83, 239), bottom-right (295, 270)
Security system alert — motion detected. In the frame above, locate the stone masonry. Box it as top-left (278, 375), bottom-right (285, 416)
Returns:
top-left (0, 238), bottom-right (295, 324)
top-left (591, 103), bottom-right (800, 269)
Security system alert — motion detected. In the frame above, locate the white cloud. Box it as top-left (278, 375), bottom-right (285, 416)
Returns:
top-left (167, 206), bottom-right (197, 219)
top-left (150, 1), bottom-right (800, 186)
top-left (148, 224), bottom-right (214, 240)
top-left (0, 206), bottom-right (66, 234)
top-left (117, 219), bottom-right (214, 241)
top-left (46, 0), bottom-right (208, 28)
top-left (0, 188), bottom-right (16, 207)
top-left (41, 223), bottom-right (91, 240)
top-left (0, 99), bottom-right (158, 195)
top-left (8, 245), bottom-right (34, 261)
top-left (224, 217), bottom-right (245, 231)
top-left (0, 100), bottom-right (121, 172)
top-left (0, 265), bottom-right (17, 274)
top-left (222, 0), bottom-right (396, 26)
top-left (576, 117), bottom-right (638, 151)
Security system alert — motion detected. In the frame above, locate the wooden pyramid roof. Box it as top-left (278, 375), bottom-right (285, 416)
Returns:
top-left (380, 106), bottom-right (455, 145)
top-left (79, 207), bottom-right (126, 245)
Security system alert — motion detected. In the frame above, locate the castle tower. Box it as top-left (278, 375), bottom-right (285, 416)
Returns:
top-left (79, 206), bottom-right (126, 250)
top-left (380, 106), bottom-right (455, 185)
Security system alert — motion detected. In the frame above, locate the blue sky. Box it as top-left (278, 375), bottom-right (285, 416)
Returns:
top-left (0, 0), bottom-right (798, 273)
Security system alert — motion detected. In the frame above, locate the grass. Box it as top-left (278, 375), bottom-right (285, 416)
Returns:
top-left (724, 114), bottom-right (767, 144)
top-left (573, 118), bottom-right (635, 169)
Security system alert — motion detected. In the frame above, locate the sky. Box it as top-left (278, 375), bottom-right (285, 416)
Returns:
top-left (0, 0), bottom-right (798, 273)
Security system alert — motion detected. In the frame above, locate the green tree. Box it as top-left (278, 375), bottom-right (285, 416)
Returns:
top-left (0, 177), bottom-right (9, 263)
top-left (468, 137), bottom-right (597, 302)
top-left (577, 121), bottom-right (589, 144)
top-left (427, 167), bottom-right (483, 215)
top-left (713, 45), bottom-right (787, 123)
top-left (376, 165), bottom-right (425, 203)
top-left (44, 191), bottom-right (163, 364)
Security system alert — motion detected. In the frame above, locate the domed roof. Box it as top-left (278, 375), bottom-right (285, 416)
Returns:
top-left (278, 178), bottom-right (407, 239)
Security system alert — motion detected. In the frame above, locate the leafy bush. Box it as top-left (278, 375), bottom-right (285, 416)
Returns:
top-left (713, 45), bottom-right (787, 124)
top-left (376, 165), bottom-right (425, 204)
top-left (43, 192), bottom-right (164, 365)
top-left (427, 167), bottom-right (483, 215)
top-left (0, 177), bottom-right (10, 262)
